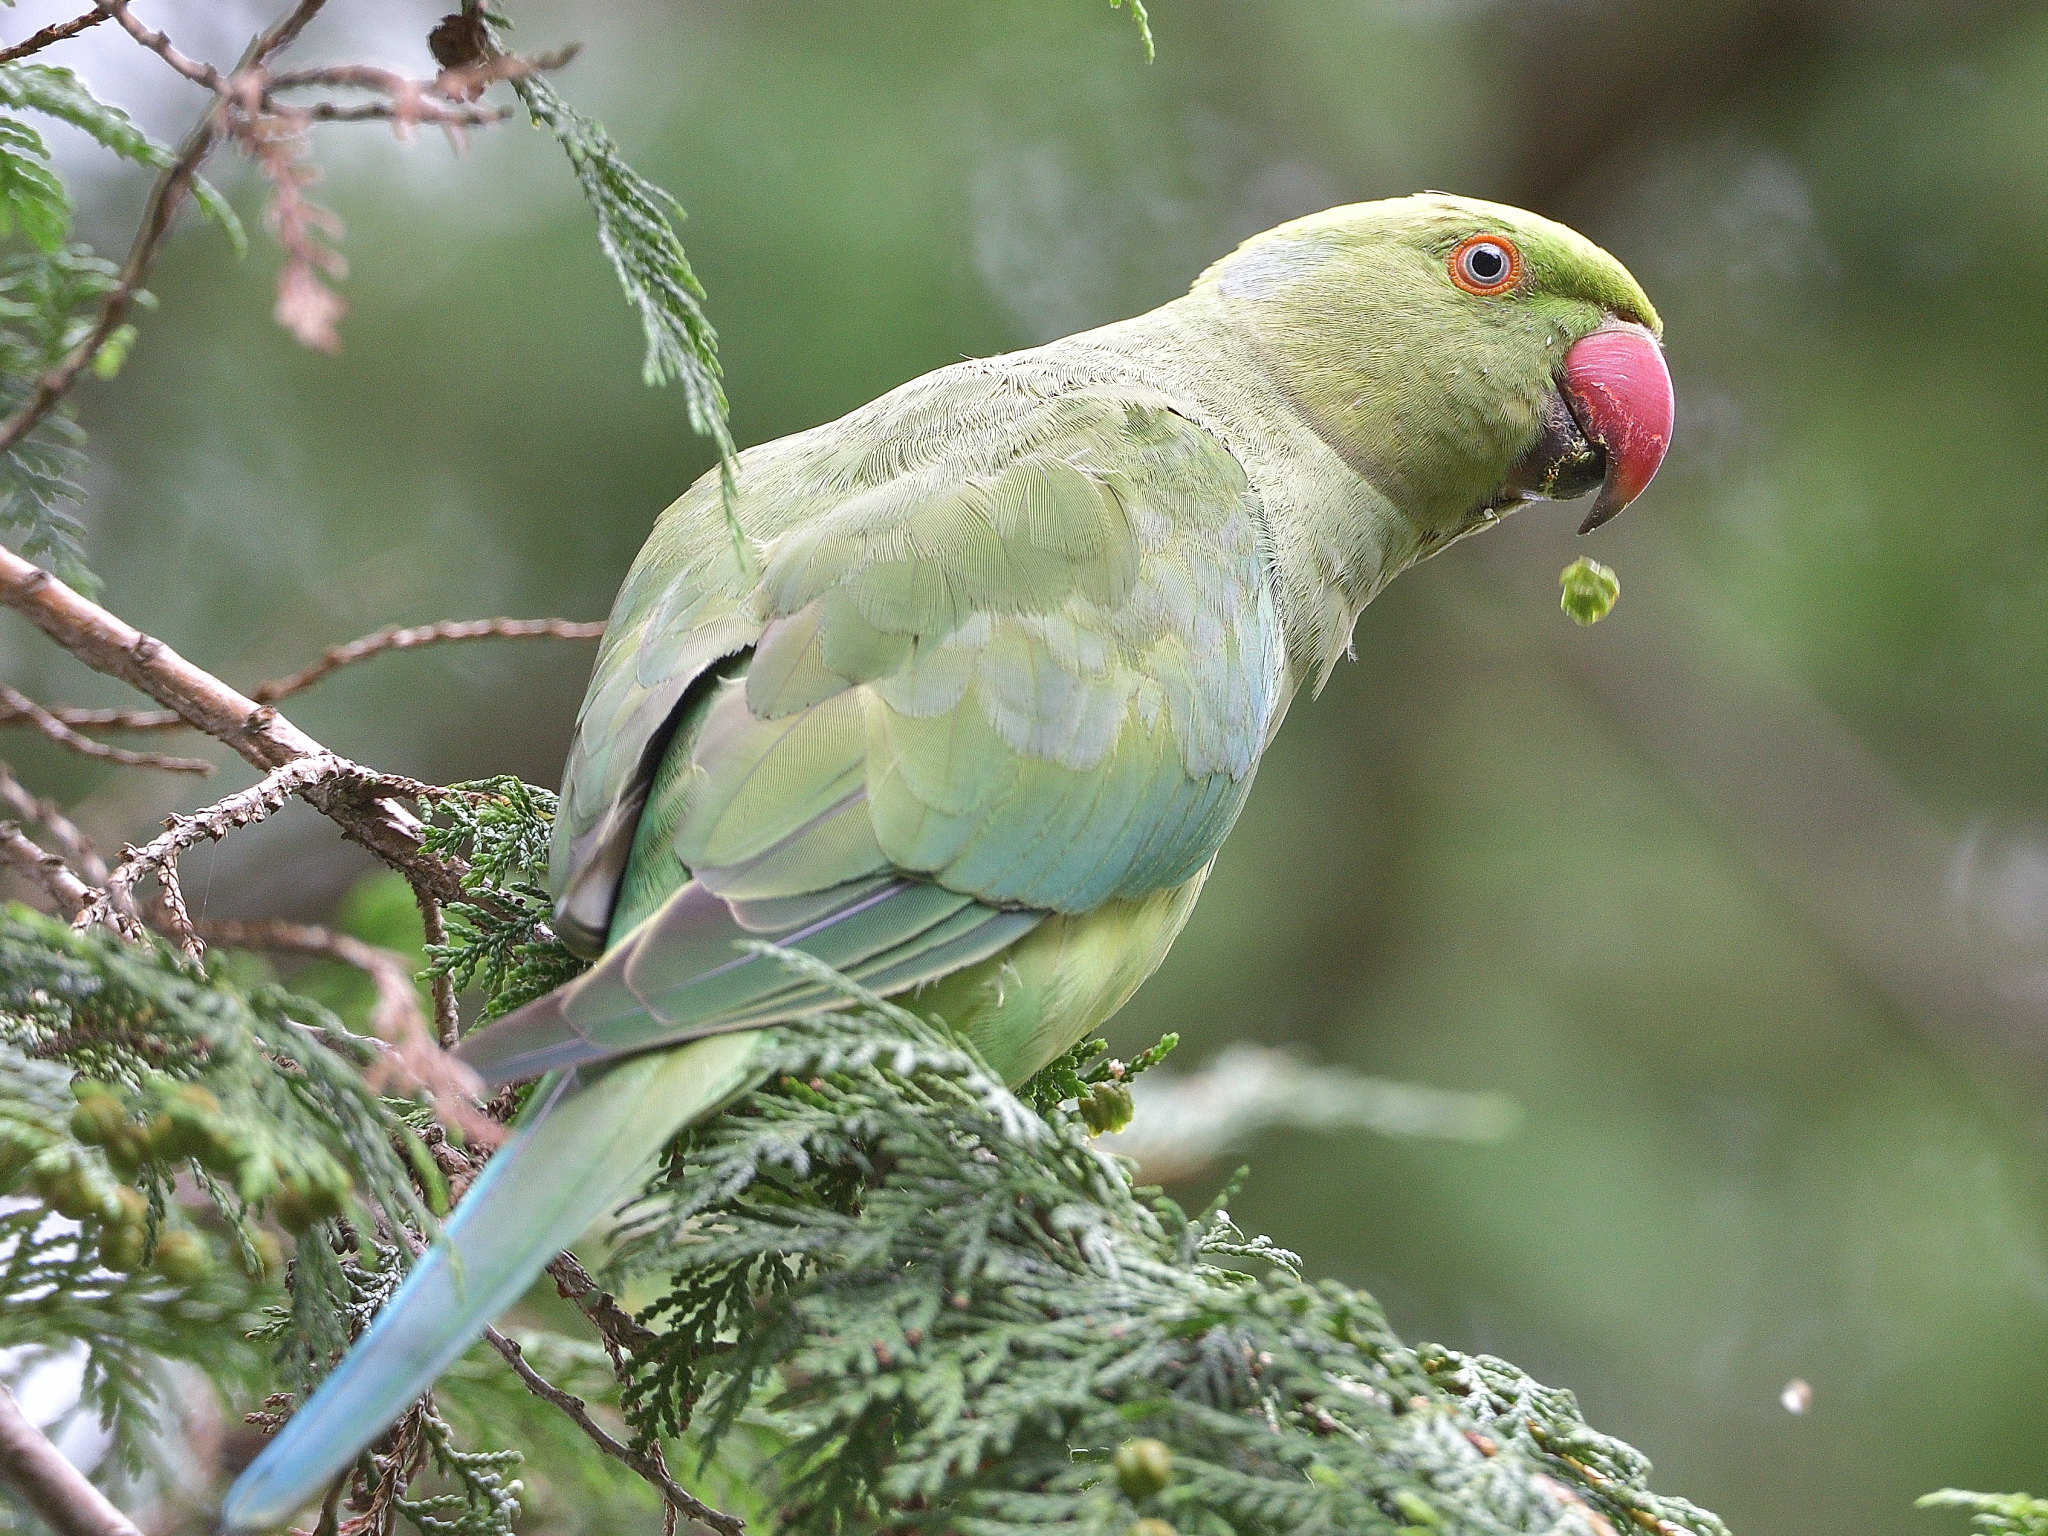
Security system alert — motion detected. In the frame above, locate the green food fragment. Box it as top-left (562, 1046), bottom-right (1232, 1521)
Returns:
top-left (1559, 556), bottom-right (1620, 626)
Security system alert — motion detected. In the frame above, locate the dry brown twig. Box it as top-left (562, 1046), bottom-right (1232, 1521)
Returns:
top-left (480, 1327), bottom-right (744, 1536)
top-left (0, 760), bottom-right (108, 883)
top-left (0, 682), bottom-right (212, 773)
top-left (73, 751), bottom-right (358, 941)
top-left (0, 820), bottom-right (93, 919)
top-left (547, 1251), bottom-right (660, 1357)
top-left (0, 1382), bottom-right (142, 1536)
top-left (253, 617), bottom-right (609, 705)
top-left (13, 617), bottom-right (606, 734)
top-left (412, 891), bottom-right (462, 1049)
top-left (0, 545), bottom-right (468, 903)
top-left (0, 9), bottom-right (111, 66)
top-left (0, 0), bottom-right (575, 451)
top-left (0, 0), bottom-right (329, 460)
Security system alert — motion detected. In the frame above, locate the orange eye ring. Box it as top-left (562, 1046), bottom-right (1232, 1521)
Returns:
top-left (1449, 233), bottom-right (1522, 296)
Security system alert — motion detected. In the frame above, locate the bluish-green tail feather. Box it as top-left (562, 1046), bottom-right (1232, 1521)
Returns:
top-left (218, 1032), bottom-right (766, 1533)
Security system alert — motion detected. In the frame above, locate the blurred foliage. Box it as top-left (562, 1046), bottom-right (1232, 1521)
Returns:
top-left (1922, 1491), bottom-right (2048, 1536)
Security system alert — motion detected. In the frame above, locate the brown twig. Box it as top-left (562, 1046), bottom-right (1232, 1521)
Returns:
top-left (0, 820), bottom-right (93, 918)
top-left (0, 761), bottom-right (107, 883)
top-left (481, 1327), bottom-right (743, 1536)
top-left (6, 703), bottom-right (180, 731)
top-left (197, 916), bottom-right (501, 1148)
top-left (0, 545), bottom-right (466, 904)
top-left (253, 618), bottom-right (609, 705)
top-left (413, 892), bottom-right (461, 1049)
top-left (75, 752), bottom-right (355, 936)
top-left (0, 9), bottom-right (110, 65)
top-left (297, 97), bottom-right (511, 128)
top-left (89, 1), bottom-right (221, 89)
top-left (0, 683), bottom-right (212, 773)
top-left (547, 1251), bottom-right (660, 1357)
top-left (16, 617), bottom-right (607, 735)
top-left (0, 1381), bottom-right (142, 1536)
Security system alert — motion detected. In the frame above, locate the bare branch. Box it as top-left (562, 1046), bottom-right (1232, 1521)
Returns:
top-left (548, 1252), bottom-right (659, 1357)
top-left (0, 761), bottom-right (108, 884)
top-left (75, 753), bottom-right (354, 937)
top-left (0, 683), bottom-right (212, 773)
top-left (297, 98), bottom-right (510, 128)
top-left (0, 548), bottom-right (317, 763)
top-left (9, 703), bottom-right (180, 732)
top-left (0, 1382), bottom-right (141, 1536)
top-left (89, 0), bottom-right (222, 90)
top-left (0, 821), bottom-right (94, 918)
top-left (0, 545), bottom-right (467, 904)
top-left (481, 1327), bottom-right (743, 1536)
top-left (198, 915), bottom-right (501, 1148)
top-left (21, 616), bottom-right (606, 735)
top-left (253, 617), bottom-right (608, 705)
top-left (261, 46), bottom-right (581, 109)
top-left (247, 0), bottom-right (331, 65)
top-left (0, 10), bottom-right (111, 66)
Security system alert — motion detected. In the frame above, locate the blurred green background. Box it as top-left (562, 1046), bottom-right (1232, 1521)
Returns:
top-left (5, 1), bottom-right (2048, 1532)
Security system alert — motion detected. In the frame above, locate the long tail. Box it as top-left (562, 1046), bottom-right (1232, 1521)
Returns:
top-left (219, 1032), bottom-right (766, 1533)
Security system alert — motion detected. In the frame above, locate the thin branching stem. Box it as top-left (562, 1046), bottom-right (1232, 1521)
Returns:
top-left (0, 683), bottom-right (211, 773)
top-left (16, 617), bottom-right (605, 733)
top-left (0, 10), bottom-right (111, 65)
top-left (0, 819), bottom-right (91, 917)
top-left (0, 760), bottom-right (106, 883)
top-left (481, 1327), bottom-right (744, 1536)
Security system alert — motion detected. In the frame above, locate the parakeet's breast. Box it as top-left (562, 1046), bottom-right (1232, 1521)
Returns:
top-left (912, 867), bottom-right (1211, 1083)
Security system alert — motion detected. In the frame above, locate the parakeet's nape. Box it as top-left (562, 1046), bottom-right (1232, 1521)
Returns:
top-left (221, 193), bottom-right (1671, 1531)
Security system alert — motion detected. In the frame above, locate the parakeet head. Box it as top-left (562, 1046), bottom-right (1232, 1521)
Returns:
top-left (1199, 192), bottom-right (1671, 545)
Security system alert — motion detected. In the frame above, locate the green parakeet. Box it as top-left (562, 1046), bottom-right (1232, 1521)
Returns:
top-left (222, 193), bottom-right (1671, 1531)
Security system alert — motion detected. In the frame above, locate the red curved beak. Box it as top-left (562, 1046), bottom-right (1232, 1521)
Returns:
top-left (1562, 323), bottom-right (1673, 533)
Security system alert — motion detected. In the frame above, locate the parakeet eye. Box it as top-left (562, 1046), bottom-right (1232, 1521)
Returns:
top-left (1450, 234), bottom-right (1521, 296)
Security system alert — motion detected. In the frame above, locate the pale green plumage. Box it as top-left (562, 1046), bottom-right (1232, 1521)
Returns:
top-left (223, 194), bottom-right (1660, 1532)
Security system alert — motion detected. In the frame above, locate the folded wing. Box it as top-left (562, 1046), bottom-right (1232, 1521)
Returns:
top-left (464, 370), bottom-right (1285, 1083)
